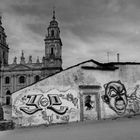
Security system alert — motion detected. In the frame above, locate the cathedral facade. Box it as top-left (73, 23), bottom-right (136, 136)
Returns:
top-left (0, 11), bottom-right (63, 106)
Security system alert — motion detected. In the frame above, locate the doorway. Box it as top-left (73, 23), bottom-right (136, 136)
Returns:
top-left (79, 85), bottom-right (101, 121)
top-left (6, 90), bottom-right (11, 105)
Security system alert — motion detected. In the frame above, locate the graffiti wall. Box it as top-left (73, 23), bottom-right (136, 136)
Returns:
top-left (102, 80), bottom-right (140, 118)
top-left (11, 61), bottom-right (140, 125)
top-left (12, 89), bottom-right (80, 127)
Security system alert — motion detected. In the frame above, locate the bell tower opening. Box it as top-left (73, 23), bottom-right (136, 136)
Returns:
top-left (51, 30), bottom-right (54, 37)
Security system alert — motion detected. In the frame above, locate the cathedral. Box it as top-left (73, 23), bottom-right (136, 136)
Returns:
top-left (0, 11), bottom-right (63, 106)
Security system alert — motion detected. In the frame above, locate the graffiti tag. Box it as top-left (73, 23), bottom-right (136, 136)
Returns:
top-left (20, 94), bottom-right (68, 115)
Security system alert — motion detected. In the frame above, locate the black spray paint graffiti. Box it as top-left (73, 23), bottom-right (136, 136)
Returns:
top-left (42, 111), bottom-right (53, 124)
top-left (59, 93), bottom-right (78, 106)
top-left (102, 81), bottom-right (128, 115)
top-left (20, 94), bottom-right (68, 115)
top-left (84, 95), bottom-right (94, 110)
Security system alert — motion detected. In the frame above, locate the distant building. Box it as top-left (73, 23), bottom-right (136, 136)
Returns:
top-left (0, 10), bottom-right (62, 105)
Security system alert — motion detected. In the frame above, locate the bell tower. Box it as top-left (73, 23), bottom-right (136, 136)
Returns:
top-left (44, 9), bottom-right (62, 74)
top-left (0, 16), bottom-right (9, 66)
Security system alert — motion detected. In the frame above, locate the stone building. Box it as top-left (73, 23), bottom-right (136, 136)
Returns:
top-left (0, 11), bottom-right (62, 106)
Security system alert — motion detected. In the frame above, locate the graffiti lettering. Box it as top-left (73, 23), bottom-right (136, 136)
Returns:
top-left (48, 94), bottom-right (62, 105)
top-left (20, 94), bottom-right (68, 115)
top-left (20, 95), bottom-right (43, 115)
top-left (40, 97), bottom-right (49, 107)
top-left (47, 106), bottom-right (68, 115)
top-left (42, 111), bottom-right (53, 124)
top-left (47, 94), bottom-right (68, 115)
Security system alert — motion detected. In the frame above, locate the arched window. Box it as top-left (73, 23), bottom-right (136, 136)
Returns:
top-left (6, 90), bottom-right (11, 95)
top-left (6, 90), bottom-right (11, 105)
top-left (34, 75), bottom-right (40, 83)
top-left (5, 76), bottom-right (10, 84)
top-left (51, 30), bottom-right (54, 37)
top-left (19, 76), bottom-right (26, 84)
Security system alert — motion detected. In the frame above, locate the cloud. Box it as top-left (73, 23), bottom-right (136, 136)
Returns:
top-left (1, 0), bottom-right (140, 68)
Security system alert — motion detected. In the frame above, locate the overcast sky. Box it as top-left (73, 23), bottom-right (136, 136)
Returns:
top-left (1, 0), bottom-right (140, 68)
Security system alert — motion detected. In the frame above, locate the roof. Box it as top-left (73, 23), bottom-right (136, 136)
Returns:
top-left (104, 62), bottom-right (140, 66)
top-left (1, 63), bottom-right (43, 72)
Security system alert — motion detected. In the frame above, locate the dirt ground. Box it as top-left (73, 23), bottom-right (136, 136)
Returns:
top-left (0, 115), bottom-right (140, 140)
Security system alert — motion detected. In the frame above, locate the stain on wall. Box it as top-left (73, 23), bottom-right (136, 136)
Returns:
top-left (12, 89), bottom-right (80, 127)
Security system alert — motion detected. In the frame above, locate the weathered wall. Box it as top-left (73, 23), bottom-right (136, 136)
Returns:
top-left (12, 62), bottom-right (140, 127)
top-left (13, 61), bottom-right (117, 126)
top-left (3, 105), bottom-right (12, 120)
top-left (12, 64), bottom-right (86, 127)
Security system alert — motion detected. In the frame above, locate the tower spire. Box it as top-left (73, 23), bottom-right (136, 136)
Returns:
top-left (22, 50), bottom-right (24, 57)
top-left (53, 6), bottom-right (56, 20)
top-left (20, 50), bottom-right (25, 64)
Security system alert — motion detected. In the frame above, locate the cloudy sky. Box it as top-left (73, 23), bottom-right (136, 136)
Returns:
top-left (1, 0), bottom-right (140, 68)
